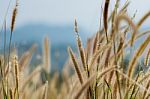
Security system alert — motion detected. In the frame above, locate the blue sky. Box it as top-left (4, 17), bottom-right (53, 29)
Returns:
top-left (0, 0), bottom-right (150, 33)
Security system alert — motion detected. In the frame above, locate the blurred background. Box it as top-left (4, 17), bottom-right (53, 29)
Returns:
top-left (0, 0), bottom-right (150, 71)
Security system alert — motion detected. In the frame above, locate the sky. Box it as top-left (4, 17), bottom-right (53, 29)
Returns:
top-left (0, 0), bottom-right (150, 33)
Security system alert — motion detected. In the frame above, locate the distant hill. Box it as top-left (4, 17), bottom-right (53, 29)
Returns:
top-left (0, 24), bottom-right (89, 71)
top-left (13, 24), bottom-right (88, 44)
top-left (1, 24), bottom-right (148, 71)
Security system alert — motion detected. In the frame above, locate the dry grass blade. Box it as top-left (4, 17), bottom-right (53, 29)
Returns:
top-left (43, 37), bottom-right (51, 73)
top-left (89, 44), bottom-right (111, 70)
top-left (124, 72), bottom-right (140, 98)
top-left (129, 73), bottom-right (140, 99)
top-left (7, 0), bottom-right (18, 77)
top-left (77, 37), bottom-right (87, 71)
top-left (137, 30), bottom-right (150, 39)
top-left (97, 66), bottom-right (117, 80)
top-left (74, 20), bottom-right (87, 71)
top-left (74, 74), bottom-right (96, 99)
top-left (68, 47), bottom-right (84, 84)
top-left (145, 94), bottom-right (150, 99)
top-left (116, 37), bottom-right (124, 60)
top-left (15, 61), bottom-right (19, 88)
top-left (115, 14), bottom-right (137, 46)
top-left (11, 1), bottom-right (18, 33)
top-left (10, 89), bottom-right (14, 99)
top-left (19, 44), bottom-right (37, 71)
top-left (93, 32), bottom-right (99, 54)
top-left (104, 46), bottom-right (112, 68)
top-left (103, 0), bottom-right (110, 43)
top-left (112, 80), bottom-right (118, 99)
top-left (116, 69), bottom-right (150, 95)
top-left (42, 81), bottom-right (48, 99)
top-left (144, 48), bottom-right (150, 66)
top-left (62, 70), bottom-right (70, 92)
top-left (3, 21), bottom-right (6, 76)
top-left (20, 66), bottom-right (42, 91)
top-left (109, 30), bottom-right (150, 62)
top-left (139, 71), bottom-right (150, 83)
top-left (117, 37), bottom-right (124, 53)
top-left (74, 19), bottom-right (78, 33)
top-left (127, 35), bottom-right (150, 83)
top-left (119, 0), bottom-right (129, 13)
top-left (110, 10), bottom-right (116, 40)
top-left (142, 79), bottom-right (150, 99)
top-left (0, 55), bottom-right (4, 79)
top-left (85, 38), bottom-right (92, 65)
top-left (137, 11), bottom-right (150, 29)
top-left (13, 55), bottom-right (19, 99)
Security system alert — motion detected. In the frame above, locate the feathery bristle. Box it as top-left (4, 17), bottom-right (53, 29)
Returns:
top-left (11, 2), bottom-right (18, 33)
top-left (93, 32), bottom-right (99, 54)
top-left (68, 47), bottom-right (84, 84)
top-left (43, 37), bottom-right (51, 73)
top-left (103, 0), bottom-right (110, 43)
top-left (13, 55), bottom-right (19, 99)
top-left (74, 19), bottom-right (78, 33)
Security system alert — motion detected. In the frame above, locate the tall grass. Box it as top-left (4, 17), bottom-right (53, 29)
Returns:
top-left (0, 0), bottom-right (150, 99)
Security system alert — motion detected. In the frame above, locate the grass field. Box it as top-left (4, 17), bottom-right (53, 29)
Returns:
top-left (0, 0), bottom-right (150, 99)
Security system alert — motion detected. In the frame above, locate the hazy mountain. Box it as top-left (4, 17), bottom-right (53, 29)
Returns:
top-left (13, 24), bottom-right (88, 44)
top-left (0, 24), bottom-right (89, 71)
top-left (1, 24), bottom-right (148, 71)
